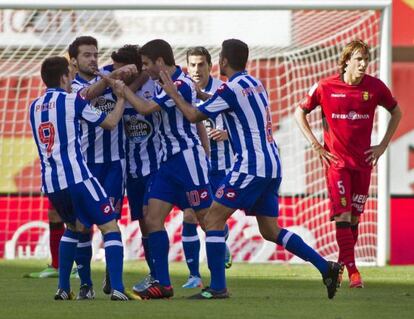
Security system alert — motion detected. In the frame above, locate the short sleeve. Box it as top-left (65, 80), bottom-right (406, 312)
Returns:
top-left (299, 82), bottom-right (321, 113)
top-left (198, 83), bottom-right (233, 119)
top-left (153, 79), bottom-right (193, 110)
top-left (377, 79), bottom-right (397, 111)
top-left (74, 93), bottom-right (106, 127)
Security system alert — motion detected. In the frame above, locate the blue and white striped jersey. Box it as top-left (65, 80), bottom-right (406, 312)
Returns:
top-left (153, 66), bottom-right (201, 161)
top-left (71, 65), bottom-right (125, 163)
top-left (199, 76), bottom-right (233, 173)
top-left (29, 88), bottom-right (106, 193)
top-left (198, 71), bottom-right (281, 178)
top-left (124, 79), bottom-right (162, 178)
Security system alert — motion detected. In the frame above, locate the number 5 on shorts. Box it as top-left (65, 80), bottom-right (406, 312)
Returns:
top-left (337, 180), bottom-right (345, 195)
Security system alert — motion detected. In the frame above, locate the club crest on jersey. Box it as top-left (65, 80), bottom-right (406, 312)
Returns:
top-left (143, 90), bottom-right (153, 100)
top-left (362, 91), bottom-right (369, 101)
top-left (340, 197), bottom-right (347, 207)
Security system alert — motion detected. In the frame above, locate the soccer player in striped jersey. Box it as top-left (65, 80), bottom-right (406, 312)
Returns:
top-left (181, 47), bottom-right (234, 289)
top-left (295, 40), bottom-right (402, 288)
top-left (109, 45), bottom-right (161, 292)
top-left (160, 39), bottom-right (343, 300)
top-left (68, 36), bottom-right (137, 296)
top-left (113, 39), bottom-right (212, 299)
top-left (29, 56), bottom-right (136, 301)
top-left (24, 59), bottom-right (79, 280)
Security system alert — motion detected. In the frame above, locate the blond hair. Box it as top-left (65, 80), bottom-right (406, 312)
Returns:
top-left (338, 40), bottom-right (370, 74)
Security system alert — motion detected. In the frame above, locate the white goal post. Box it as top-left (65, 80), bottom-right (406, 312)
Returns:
top-left (0, 0), bottom-right (392, 266)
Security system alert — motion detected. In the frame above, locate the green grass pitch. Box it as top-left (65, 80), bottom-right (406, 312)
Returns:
top-left (1, 260), bottom-right (413, 319)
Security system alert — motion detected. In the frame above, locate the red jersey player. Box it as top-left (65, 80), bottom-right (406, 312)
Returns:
top-left (295, 40), bottom-right (402, 288)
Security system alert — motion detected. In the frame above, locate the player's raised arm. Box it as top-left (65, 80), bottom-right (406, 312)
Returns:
top-left (98, 71), bottom-right (160, 115)
top-left (99, 79), bottom-right (126, 130)
top-left (159, 70), bottom-right (207, 123)
top-left (364, 104), bottom-right (402, 166)
top-left (80, 64), bottom-right (138, 100)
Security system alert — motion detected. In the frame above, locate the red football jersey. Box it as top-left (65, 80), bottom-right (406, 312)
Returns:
top-left (300, 74), bottom-right (397, 170)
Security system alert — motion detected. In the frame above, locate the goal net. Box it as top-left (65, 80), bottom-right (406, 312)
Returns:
top-left (0, 2), bottom-right (389, 265)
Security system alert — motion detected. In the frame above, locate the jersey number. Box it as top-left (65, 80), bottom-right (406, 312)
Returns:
top-left (38, 122), bottom-right (55, 157)
top-left (337, 181), bottom-right (346, 195)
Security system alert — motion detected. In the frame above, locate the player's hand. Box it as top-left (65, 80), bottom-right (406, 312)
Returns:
top-left (158, 70), bottom-right (179, 98)
top-left (312, 142), bottom-right (339, 166)
top-left (112, 80), bottom-right (126, 98)
top-left (110, 64), bottom-right (138, 80)
top-left (364, 144), bottom-right (386, 166)
top-left (95, 71), bottom-right (115, 86)
top-left (195, 84), bottom-right (212, 101)
top-left (209, 129), bottom-right (229, 142)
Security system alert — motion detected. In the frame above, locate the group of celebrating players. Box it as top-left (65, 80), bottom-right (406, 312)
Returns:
top-left (28, 36), bottom-right (401, 301)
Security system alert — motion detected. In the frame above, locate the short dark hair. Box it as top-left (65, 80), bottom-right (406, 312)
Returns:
top-left (186, 46), bottom-right (212, 65)
top-left (140, 39), bottom-right (175, 66)
top-left (111, 44), bottom-right (142, 71)
top-left (221, 39), bottom-right (249, 71)
top-left (41, 56), bottom-right (69, 88)
top-left (68, 36), bottom-right (98, 59)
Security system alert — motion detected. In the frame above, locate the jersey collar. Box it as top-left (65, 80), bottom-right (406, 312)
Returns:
top-left (171, 66), bottom-right (183, 81)
top-left (75, 73), bottom-right (94, 84)
top-left (46, 87), bottom-right (66, 93)
top-left (204, 76), bottom-right (213, 92)
top-left (229, 70), bottom-right (247, 82)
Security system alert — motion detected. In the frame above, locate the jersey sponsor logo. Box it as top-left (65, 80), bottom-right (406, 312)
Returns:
top-left (332, 111), bottom-right (369, 120)
top-left (331, 93), bottom-right (346, 98)
top-left (92, 96), bottom-right (116, 114)
top-left (124, 115), bottom-right (153, 143)
top-left (351, 194), bottom-right (368, 212)
top-left (352, 194), bottom-right (368, 204)
top-left (90, 105), bottom-right (103, 116)
top-left (362, 91), bottom-right (370, 101)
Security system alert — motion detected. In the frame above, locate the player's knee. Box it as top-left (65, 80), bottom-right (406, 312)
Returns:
top-left (183, 209), bottom-right (198, 224)
top-left (259, 227), bottom-right (279, 243)
top-left (47, 208), bottom-right (62, 223)
top-left (144, 212), bottom-right (163, 232)
top-left (205, 209), bottom-right (226, 231)
top-left (98, 219), bottom-right (120, 234)
top-left (138, 218), bottom-right (149, 237)
top-left (66, 223), bottom-right (77, 232)
top-left (334, 212), bottom-right (352, 223)
top-left (351, 215), bottom-right (360, 225)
